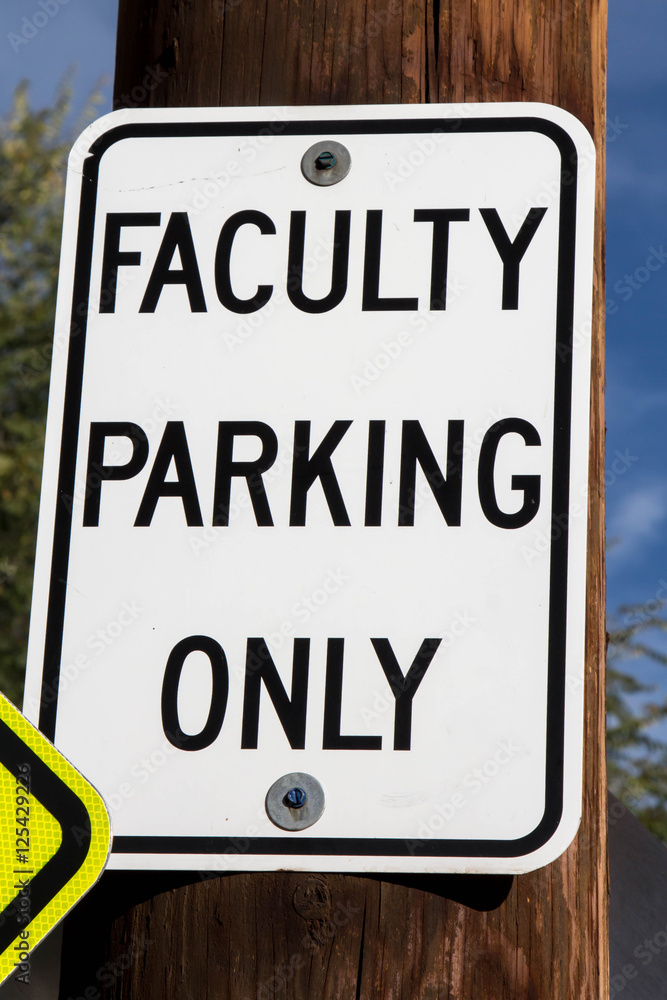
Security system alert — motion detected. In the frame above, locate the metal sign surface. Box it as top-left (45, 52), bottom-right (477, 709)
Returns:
top-left (24, 103), bottom-right (595, 873)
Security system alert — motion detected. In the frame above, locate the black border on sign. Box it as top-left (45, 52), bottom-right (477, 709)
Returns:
top-left (38, 115), bottom-right (579, 861)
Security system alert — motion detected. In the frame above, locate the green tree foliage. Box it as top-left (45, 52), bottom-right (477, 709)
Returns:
top-left (0, 81), bottom-right (99, 705)
top-left (607, 606), bottom-right (667, 843)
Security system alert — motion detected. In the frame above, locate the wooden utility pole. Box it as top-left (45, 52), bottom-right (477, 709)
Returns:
top-left (60, 2), bottom-right (607, 997)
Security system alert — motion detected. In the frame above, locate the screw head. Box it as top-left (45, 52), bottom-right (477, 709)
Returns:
top-left (285, 787), bottom-right (307, 809)
top-left (314, 150), bottom-right (336, 170)
top-left (301, 141), bottom-right (351, 186)
top-left (266, 772), bottom-right (325, 830)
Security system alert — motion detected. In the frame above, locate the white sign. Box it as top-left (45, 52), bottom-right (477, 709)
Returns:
top-left (24, 103), bottom-right (595, 873)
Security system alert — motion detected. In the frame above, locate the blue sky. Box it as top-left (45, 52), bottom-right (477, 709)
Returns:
top-left (606, 3), bottom-right (667, 697)
top-left (1, 1), bottom-right (666, 681)
top-left (1, 1), bottom-right (116, 111)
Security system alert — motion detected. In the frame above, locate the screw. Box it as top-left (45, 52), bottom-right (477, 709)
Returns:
top-left (314, 150), bottom-right (336, 171)
top-left (285, 787), bottom-right (307, 809)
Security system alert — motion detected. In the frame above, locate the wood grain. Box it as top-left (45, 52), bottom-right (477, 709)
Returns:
top-left (63, 2), bottom-right (608, 996)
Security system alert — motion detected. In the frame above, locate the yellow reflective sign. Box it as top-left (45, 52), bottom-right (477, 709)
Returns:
top-left (0, 692), bottom-right (110, 986)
